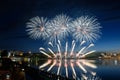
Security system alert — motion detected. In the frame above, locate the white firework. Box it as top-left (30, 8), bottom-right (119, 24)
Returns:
top-left (47, 14), bottom-right (72, 43)
top-left (71, 16), bottom-right (101, 42)
top-left (38, 59), bottom-right (100, 80)
top-left (26, 16), bottom-right (49, 39)
top-left (39, 40), bottom-right (95, 59)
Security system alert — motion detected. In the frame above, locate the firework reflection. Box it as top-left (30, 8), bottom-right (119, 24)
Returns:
top-left (38, 59), bottom-right (101, 80)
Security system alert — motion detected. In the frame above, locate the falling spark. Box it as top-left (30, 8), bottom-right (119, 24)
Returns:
top-left (39, 47), bottom-right (46, 51)
top-left (39, 59), bottom-right (52, 69)
top-left (81, 74), bottom-right (88, 80)
top-left (47, 60), bottom-right (56, 72)
top-left (65, 42), bottom-right (68, 57)
top-left (57, 60), bottom-right (61, 75)
top-left (48, 42), bottom-right (53, 47)
top-left (76, 43), bottom-right (95, 57)
top-left (76, 61), bottom-right (87, 73)
top-left (70, 42), bottom-right (76, 56)
top-left (48, 48), bottom-right (56, 57)
top-left (90, 71), bottom-right (96, 76)
top-left (81, 50), bottom-right (96, 57)
top-left (76, 47), bottom-right (86, 56)
top-left (58, 40), bottom-right (61, 47)
top-left (81, 60), bottom-right (97, 68)
top-left (72, 40), bottom-right (75, 45)
top-left (80, 40), bottom-right (86, 46)
top-left (57, 44), bottom-right (62, 58)
top-left (40, 51), bottom-right (52, 58)
top-left (64, 59), bottom-right (68, 77)
top-left (70, 61), bottom-right (77, 78)
top-left (87, 43), bottom-right (94, 49)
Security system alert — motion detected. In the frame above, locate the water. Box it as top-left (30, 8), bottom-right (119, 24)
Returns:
top-left (29, 59), bottom-right (120, 80)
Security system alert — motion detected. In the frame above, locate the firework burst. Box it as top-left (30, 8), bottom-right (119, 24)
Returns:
top-left (47, 14), bottom-right (72, 43)
top-left (26, 16), bottom-right (49, 39)
top-left (71, 16), bottom-right (101, 42)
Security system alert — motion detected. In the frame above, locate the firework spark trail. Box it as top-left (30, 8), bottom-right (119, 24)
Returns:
top-left (81, 50), bottom-right (96, 57)
top-left (65, 67), bottom-right (68, 78)
top-left (76, 61), bottom-right (87, 73)
top-left (70, 42), bottom-right (76, 56)
top-left (26, 16), bottom-right (50, 39)
top-left (70, 61), bottom-right (77, 78)
top-left (81, 60), bottom-right (97, 68)
top-left (80, 40), bottom-right (86, 46)
top-left (72, 40), bottom-right (75, 45)
top-left (65, 42), bottom-right (68, 57)
top-left (57, 44), bottom-right (62, 58)
top-left (48, 48), bottom-right (56, 57)
top-left (81, 43), bottom-right (94, 54)
top-left (76, 43), bottom-right (95, 57)
top-left (80, 43), bottom-right (95, 55)
top-left (81, 74), bottom-right (88, 80)
top-left (64, 59), bottom-right (68, 78)
top-left (87, 43), bottom-right (94, 49)
top-left (47, 60), bottom-right (56, 72)
top-left (48, 42), bottom-right (53, 47)
top-left (39, 47), bottom-right (46, 51)
top-left (40, 50), bottom-right (52, 58)
top-left (57, 60), bottom-right (61, 75)
top-left (90, 71), bottom-right (96, 76)
top-left (76, 46), bottom-right (86, 57)
top-left (39, 59), bottom-right (52, 69)
top-left (58, 40), bottom-right (61, 47)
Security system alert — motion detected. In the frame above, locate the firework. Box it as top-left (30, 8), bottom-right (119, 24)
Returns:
top-left (47, 14), bottom-right (72, 43)
top-left (26, 16), bottom-right (49, 39)
top-left (71, 16), bottom-right (101, 42)
top-left (39, 59), bottom-right (100, 80)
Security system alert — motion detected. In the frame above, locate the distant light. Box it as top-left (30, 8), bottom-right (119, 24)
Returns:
top-left (6, 74), bottom-right (10, 79)
top-left (22, 68), bottom-right (24, 71)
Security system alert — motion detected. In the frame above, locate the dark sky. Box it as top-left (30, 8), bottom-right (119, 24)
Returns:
top-left (0, 0), bottom-right (120, 52)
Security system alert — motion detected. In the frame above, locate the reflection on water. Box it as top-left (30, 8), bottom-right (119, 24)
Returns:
top-left (38, 59), bottom-right (101, 80)
top-left (28, 59), bottom-right (120, 80)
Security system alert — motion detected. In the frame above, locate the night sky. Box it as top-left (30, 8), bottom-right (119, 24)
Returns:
top-left (0, 0), bottom-right (120, 52)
